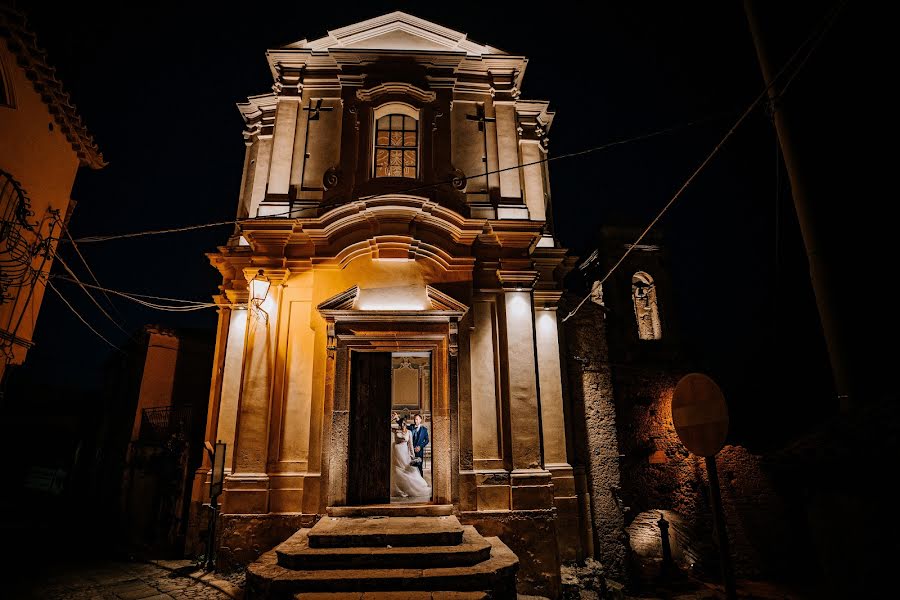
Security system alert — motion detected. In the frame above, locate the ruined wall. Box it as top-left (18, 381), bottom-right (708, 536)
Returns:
top-left (561, 297), bottom-right (627, 579)
top-left (614, 369), bottom-right (792, 579)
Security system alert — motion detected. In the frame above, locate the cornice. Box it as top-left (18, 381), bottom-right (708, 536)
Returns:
top-left (0, 7), bottom-right (104, 169)
top-left (299, 12), bottom-right (504, 57)
top-left (496, 269), bottom-right (539, 290)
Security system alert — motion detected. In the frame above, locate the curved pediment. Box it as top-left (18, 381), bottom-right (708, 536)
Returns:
top-left (317, 284), bottom-right (468, 320)
top-left (356, 83), bottom-right (436, 104)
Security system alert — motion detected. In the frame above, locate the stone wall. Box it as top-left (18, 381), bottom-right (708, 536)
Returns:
top-left (216, 513), bottom-right (319, 571)
top-left (562, 291), bottom-right (792, 583)
top-left (561, 298), bottom-right (627, 579)
top-left (461, 510), bottom-right (561, 598)
top-left (613, 365), bottom-right (792, 580)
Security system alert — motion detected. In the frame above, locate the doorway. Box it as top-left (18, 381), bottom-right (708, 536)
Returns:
top-left (347, 350), bottom-right (433, 505)
top-left (390, 352), bottom-right (432, 503)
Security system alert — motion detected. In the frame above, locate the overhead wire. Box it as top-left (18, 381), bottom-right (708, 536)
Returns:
top-left (52, 275), bottom-right (229, 311)
top-left (561, 0), bottom-right (850, 323)
top-left (46, 279), bottom-right (123, 353)
top-left (52, 252), bottom-right (130, 334)
top-left (59, 218), bottom-right (124, 318)
top-left (68, 110), bottom-right (734, 244)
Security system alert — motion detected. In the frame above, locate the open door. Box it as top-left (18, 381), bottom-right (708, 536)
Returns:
top-left (348, 351), bottom-right (392, 504)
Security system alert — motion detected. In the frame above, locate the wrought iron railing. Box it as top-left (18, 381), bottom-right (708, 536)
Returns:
top-left (139, 404), bottom-right (193, 443)
top-left (0, 169), bottom-right (36, 304)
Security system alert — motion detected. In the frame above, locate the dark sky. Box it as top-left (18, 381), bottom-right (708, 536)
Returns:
top-left (4, 1), bottom-right (881, 450)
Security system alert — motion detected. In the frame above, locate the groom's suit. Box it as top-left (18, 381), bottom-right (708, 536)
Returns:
top-left (411, 424), bottom-right (429, 477)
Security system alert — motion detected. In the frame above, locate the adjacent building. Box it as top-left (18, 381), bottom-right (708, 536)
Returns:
top-left (0, 6), bottom-right (104, 384)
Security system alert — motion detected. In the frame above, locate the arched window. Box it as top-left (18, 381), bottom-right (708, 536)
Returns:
top-left (373, 103), bottom-right (419, 178)
top-left (632, 272), bottom-right (662, 340)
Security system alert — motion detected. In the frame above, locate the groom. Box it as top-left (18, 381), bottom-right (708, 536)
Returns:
top-left (410, 413), bottom-right (429, 477)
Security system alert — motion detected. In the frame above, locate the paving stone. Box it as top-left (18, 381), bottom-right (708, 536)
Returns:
top-left (117, 587), bottom-right (164, 599)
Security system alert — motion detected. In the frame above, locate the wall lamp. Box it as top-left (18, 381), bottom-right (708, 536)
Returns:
top-left (250, 269), bottom-right (270, 309)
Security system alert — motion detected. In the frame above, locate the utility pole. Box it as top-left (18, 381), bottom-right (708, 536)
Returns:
top-left (744, 0), bottom-right (852, 411)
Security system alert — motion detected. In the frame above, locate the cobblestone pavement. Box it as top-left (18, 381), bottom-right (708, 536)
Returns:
top-left (13, 559), bottom-right (244, 600)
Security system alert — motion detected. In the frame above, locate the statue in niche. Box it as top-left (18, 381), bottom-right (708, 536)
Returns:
top-left (632, 272), bottom-right (662, 340)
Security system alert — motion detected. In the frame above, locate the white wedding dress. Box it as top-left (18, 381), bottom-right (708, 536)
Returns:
top-left (391, 429), bottom-right (431, 499)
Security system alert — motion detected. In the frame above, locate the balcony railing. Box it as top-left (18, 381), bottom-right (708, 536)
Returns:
top-left (0, 169), bottom-right (36, 304)
top-left (139, 404), bottom-right (193, 443)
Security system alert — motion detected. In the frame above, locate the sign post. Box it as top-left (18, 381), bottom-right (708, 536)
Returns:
top-left (205, 441), bottom-right (226, 571)
top-left (672, 374), bottom-right (736, 600)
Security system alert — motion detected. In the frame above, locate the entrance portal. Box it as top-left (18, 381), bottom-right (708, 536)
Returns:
top-left (347, 351), bottom-right (434, 506)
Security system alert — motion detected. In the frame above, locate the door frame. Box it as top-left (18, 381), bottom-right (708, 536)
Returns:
top-left (317, 285), bottom-right (467, 511)
top-left (320, 323), bottom-right (456, 509)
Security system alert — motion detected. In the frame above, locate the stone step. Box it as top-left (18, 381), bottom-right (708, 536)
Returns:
top-left (293, 592), bottom-right (487, 599)
top-left (326, 505), bottom-right (454, 518)
top-left (247, 536), bottom-right (518, 599)
top-left (277, 526), bottom-right (492, 570)
top-left (308, 516), bottom-right (464, 548)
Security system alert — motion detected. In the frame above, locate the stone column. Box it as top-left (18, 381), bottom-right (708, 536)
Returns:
top-left (267, 99), bottom-right (300, 196)
top-left (497, 270), bottom-right (553, 510)
top-left (520, 139), bottom-right (546, 222)
top-left (216, 307), bottom-right (249, 472)
top-left (494, 102), bottom-right (523, 204)
top-left (534, 291), bottom-right (581, 561)
top-left (191, 304), bottom-right (231, 500)
top-left (222, 268), bottom-right (285, 514)
top-left (247, 137), bottom-right (273, 217)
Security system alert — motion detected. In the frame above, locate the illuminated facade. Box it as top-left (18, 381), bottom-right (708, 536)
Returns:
top-left (189, 12), bottom-right (587, 595)
top-left (0, 7), bottom-right (104, 383)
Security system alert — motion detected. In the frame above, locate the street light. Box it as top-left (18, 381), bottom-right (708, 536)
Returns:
top-left (250, 269), bottom-right (270, 307)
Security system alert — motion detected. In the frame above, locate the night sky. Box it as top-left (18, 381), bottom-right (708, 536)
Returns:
top-left (4, 1), bottom-right (881, 451)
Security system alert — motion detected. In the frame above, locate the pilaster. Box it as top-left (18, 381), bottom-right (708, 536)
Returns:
top-left (497, 270), bottom-right (553, 510)
top-left (222, 268), bottom-right (288, 514)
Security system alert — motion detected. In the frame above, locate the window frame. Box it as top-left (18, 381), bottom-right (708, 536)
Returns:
top-left (372, 102), bottom-right (420, 180)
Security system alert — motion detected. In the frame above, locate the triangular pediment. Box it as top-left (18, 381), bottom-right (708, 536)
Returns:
top-left (317, 285), bottom-right (469, 318)
top-left (296, 12), bottom-right (504, 56)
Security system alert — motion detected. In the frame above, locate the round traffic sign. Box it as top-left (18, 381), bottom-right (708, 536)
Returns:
top-left (672, 373), bottom-right (729, 457)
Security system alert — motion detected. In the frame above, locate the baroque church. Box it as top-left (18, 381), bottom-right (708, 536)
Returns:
top-left (188, 12), bottom-right (761, 599)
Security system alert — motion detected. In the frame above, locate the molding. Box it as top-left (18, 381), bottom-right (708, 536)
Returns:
top-left (496, 270), bottom-right (539, 290)
top-left (301, 11), bottom-right (504, 56)
top-left (356, 82), bottom-right (436, 103)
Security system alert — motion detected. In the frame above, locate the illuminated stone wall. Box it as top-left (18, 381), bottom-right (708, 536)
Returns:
top-left (188, 13), bottom-right (580, 597)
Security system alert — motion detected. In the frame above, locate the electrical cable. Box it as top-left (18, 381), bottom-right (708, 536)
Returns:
top-left (53, 253), bottom-right (130, 334)
top-left (69, 111), bottom-right (734, 244)
top-left (778, 0), bottom-right (848, 98)
top-left (52, 275), bottom-right (230, 311)
top-left (562, 0), bottom-right (849, 323)
top-left (59, 218), bottom-right (124, 319)
top-left (46, 279), bottom-right (123, 353)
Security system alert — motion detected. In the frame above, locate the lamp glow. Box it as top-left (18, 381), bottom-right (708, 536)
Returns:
top-left (250, 269), bottom-right (270, 306)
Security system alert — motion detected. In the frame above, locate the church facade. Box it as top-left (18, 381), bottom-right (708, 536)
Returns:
top-left (189, 13), bottom-right (594, 595)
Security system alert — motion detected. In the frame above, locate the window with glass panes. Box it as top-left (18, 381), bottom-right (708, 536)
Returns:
top-left (374, 114), bottom-right (418, 178)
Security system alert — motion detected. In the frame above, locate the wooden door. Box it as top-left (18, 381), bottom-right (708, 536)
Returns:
top-left (348, 351), bottom-right (392, 504)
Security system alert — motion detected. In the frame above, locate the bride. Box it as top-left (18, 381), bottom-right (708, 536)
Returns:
top-left (390, 415), bottom-right (431, 499)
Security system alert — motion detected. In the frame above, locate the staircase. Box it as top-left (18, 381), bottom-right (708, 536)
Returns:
top-left (246, 506), bottom-right (518, 599)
